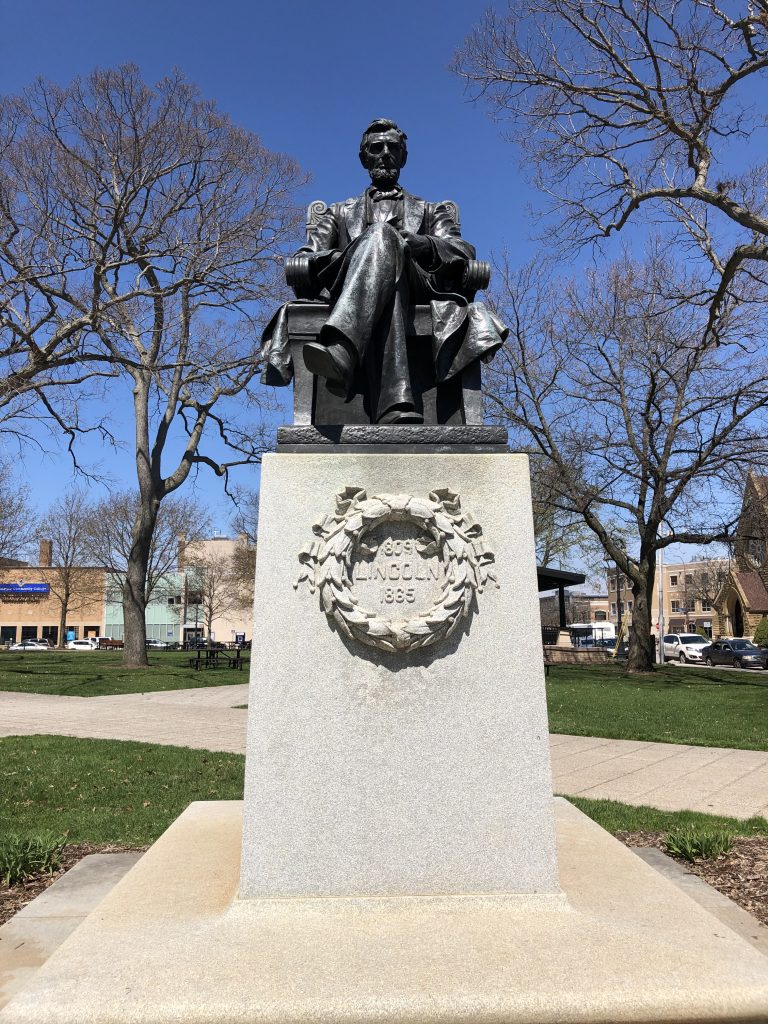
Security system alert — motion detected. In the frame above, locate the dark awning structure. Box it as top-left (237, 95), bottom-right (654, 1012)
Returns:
top-left (536, 566), bottom-right (587, 630)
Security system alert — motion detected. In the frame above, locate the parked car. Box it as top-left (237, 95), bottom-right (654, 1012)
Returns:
top-left (700, 638), bottom-right (768, 670)
top-left (145, 638), bottom-right (172, 650)
top-left (9, 639), bottom-right (49, 651)
top-left (662, 633), bottom-right (710, 664)
top-left (66, 638), bottom-right (98, 651)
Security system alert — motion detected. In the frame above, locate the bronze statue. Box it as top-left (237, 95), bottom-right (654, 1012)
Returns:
top-left (261, 119), bottom-right (507, 425)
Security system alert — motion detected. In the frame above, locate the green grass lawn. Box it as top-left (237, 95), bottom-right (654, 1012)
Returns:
top-left (547, 661), bottom-right (768, 750)
top-left (0, 736), bottom-right (245, 844)
top-left (565, 794), bottom-right (767, 836)
top-left (2, 736), bottom-right (766, 848)
top-left (0, 651), bottom-right (248, 697)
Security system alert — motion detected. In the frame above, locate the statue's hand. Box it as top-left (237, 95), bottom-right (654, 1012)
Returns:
top-left (400, 231), bottom-right (433, 265)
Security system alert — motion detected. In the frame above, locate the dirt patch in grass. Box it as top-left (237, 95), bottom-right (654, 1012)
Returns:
top-left (0, 842), bottom-right (147, 926)
top-left (618, 831), bottom-right (768, 926)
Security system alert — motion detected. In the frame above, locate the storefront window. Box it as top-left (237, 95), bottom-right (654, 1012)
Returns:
top-left (1, 625), bottom-right (17, 644)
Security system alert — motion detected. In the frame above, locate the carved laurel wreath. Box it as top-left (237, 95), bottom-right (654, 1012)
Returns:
top-left (295, 487), bottom-right (497, 653)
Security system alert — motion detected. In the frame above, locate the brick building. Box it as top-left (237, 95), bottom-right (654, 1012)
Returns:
top-left (0, 541), bottom-right (107, 646)
top-left (608, 557), bottom-right (727, 639)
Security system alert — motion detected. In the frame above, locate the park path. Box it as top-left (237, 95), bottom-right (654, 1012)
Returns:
top-left (1, 686), bottom-right (767, 820)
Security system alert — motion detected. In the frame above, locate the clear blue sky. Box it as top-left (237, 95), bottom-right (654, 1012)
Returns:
top-left (1, 0), bottom-right (537, 532)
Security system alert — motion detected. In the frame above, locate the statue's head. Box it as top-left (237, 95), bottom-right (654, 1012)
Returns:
top-left (359, 118), bottom-right (407, 189)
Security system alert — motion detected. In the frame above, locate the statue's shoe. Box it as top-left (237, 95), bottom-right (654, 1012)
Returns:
top-left (302, 341), bottom-right (354, 398)
top-left (376, 407), bottom-right (424, 424)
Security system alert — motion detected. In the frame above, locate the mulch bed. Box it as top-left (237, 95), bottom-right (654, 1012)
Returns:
top-left (1, 835), bottom-right (766, 929)
top-left (617, 831), bottom-right (768, 927)
top-left (0, 843), bottom-right (147, 926)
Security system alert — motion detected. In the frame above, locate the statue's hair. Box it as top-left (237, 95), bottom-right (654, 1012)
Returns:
top-left (359, 119), bottom-right (408, 167)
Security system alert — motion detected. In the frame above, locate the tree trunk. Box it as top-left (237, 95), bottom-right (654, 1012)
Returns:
top-left (122, 504), bottom-right (158, 668)
top-left (626, 563), bottom-right (656, 673)
top-left (57, 598), bottom-right (67, 650)
top-left (56, 577), bottom-right (71, 649)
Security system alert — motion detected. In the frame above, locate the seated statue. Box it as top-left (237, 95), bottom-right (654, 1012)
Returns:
top-left (260, 118), bottom-right (508, 425)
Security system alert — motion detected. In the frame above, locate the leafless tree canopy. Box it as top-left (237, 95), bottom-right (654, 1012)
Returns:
top-left (0, 65), bottom-right (305, 665)
top-left (529, 456), bottom-right (606, 571)
top-left (182, 543), bottom-right (254, 639)
top-left (85, 490), bottom-right (210, 603)
top-left (487, 248), bottom-right (768, 668)
top-left (455, 1), bottom-right (768, 342)
top-left (682, 553), bottom-right (731, 609)
top-left (230, 487), bottom-right (260, 545)
top-left (38, 489), bottom-right (103, 647)
top-left (0, 459), bottom-right (36, 561)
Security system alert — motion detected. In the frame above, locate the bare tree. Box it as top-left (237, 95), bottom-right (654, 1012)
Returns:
top-left (185, 553), bottom-right (236, 641)
top-left (86, 490), bottom-right (210, 623)
top-left (530, 457), bottom-right (601, 569)
top-left (0, 459), bottom-right (35, 562)
top-left (682, 552), bottom-right (731, 616)
top-left (228, 488), bottom-right (259, 596)
top-left (230, 487), bottom-right (260, 544)
top-left (0, 97), bottom-right (120, 451)
top-left (38, 489), bottom-right (102, 648)
top-left (486, 250), bottom-right (768, 670)
top-left (455, 0), bottom-right (768, 343)
top-left (0, 66), bottom-right (304, 666)
top-left (228, 536), bottom-right (257, 601)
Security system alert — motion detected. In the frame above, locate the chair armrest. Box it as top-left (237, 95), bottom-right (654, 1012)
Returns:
top-left (462, 260), bottom-right (491, 296)
top-left (285, 255), bottom-right (313, 298)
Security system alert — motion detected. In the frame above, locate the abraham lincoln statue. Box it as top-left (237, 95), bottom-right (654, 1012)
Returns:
top-left (260, 118), bottom-right (507, 424)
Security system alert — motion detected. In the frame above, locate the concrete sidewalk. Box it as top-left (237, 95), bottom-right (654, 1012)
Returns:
top-left (0, 686), bottom-right (248, 755)
top-left (1, 686), bottom-right (767, 819)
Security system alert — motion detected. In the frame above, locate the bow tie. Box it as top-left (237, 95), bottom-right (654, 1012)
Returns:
top-left (371, 188), bottom-right (403, 202)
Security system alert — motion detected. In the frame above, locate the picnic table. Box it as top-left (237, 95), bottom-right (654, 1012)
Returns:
top-left (188, 648), bottom-right (244, 671)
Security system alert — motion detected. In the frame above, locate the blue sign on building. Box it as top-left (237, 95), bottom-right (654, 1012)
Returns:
top-left (0, 582), bottom-right (50, 594)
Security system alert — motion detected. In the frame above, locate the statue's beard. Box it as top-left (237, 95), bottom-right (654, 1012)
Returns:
top-left (369, 165), bottom-right (400, 189)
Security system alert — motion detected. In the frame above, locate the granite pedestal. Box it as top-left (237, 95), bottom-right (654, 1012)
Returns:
top-left (240, 448), bottom-right (560, 899)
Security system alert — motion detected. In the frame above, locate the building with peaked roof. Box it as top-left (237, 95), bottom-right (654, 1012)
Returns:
top-left (713, 473), bottom-right (768, 638)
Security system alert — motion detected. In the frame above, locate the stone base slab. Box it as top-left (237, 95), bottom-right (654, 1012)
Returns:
top-left (2, 799), bottom-right (768, 1024)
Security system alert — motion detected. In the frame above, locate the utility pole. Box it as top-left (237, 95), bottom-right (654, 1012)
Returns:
top-left (658, 528), bottom-right (669, 665)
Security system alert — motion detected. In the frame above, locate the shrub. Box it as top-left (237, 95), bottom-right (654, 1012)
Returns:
top-left (753, 616), bottom-right (768, 648)
top-left (664, 827), bottom-right (733, 862)
top-left (0, 834), bottom-right (67, 886)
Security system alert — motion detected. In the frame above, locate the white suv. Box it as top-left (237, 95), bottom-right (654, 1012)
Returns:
top-left (662, 633), bottom-right (709, 663)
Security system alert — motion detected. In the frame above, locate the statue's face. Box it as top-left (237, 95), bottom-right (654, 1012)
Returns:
top-left (361, 129), bottom-right (405, 189)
